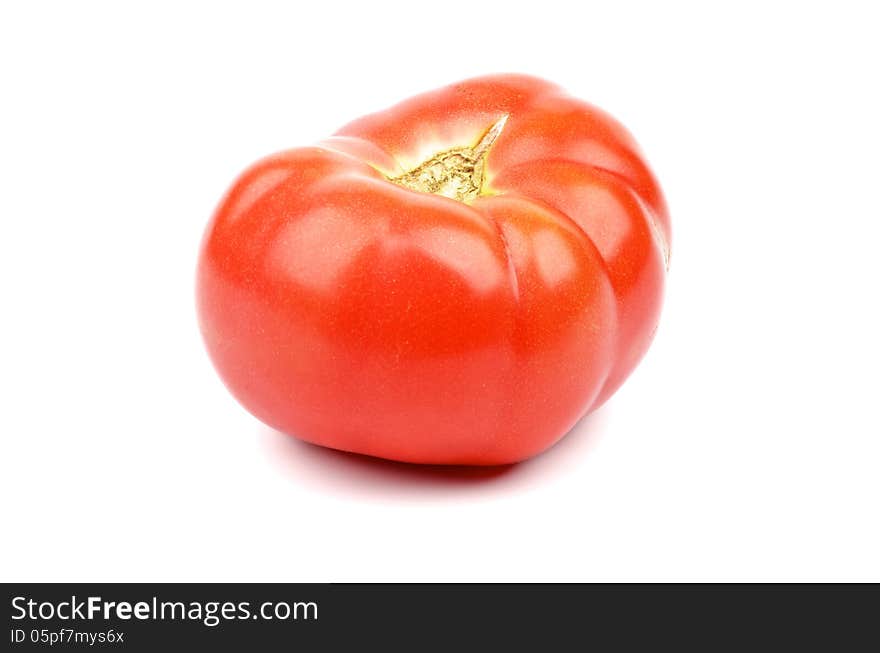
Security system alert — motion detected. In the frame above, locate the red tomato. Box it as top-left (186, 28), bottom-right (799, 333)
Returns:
top-left (197, 74), bottom-right (670, 465)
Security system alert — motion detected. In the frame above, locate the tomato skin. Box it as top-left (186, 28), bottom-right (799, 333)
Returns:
top-left (197, 74), bottom-right (669, 465)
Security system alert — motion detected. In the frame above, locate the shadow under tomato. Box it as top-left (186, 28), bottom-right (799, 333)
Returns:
top-left (260, 406), bottom-right (610, 500)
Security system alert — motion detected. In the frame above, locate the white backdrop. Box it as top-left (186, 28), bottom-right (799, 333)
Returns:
top-left (2, 1), bottom-right (878, 581)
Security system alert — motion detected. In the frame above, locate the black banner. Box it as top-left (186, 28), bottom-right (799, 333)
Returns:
top-left (4, 584), bottom-right (878, 649)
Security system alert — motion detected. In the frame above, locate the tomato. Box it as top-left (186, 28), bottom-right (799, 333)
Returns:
top-left (197, 74), bottom-right (670, 465)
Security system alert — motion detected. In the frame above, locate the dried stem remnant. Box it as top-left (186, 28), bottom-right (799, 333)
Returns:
top-left (388, 115), bottom-right (508, 203)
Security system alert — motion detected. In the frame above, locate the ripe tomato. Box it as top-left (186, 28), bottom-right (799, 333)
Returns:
top-left (197, 74), bottom-right (670, 465)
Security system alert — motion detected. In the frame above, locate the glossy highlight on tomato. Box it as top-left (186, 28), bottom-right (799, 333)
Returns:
top-left (196, 74), bottom-right (670, 465)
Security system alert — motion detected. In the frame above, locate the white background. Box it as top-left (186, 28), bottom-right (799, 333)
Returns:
top-left (2, 1), bottom-right (878, 582)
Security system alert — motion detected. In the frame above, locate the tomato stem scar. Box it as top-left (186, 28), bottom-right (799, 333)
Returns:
top-left (387, 115), bottom-right (508, 204)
